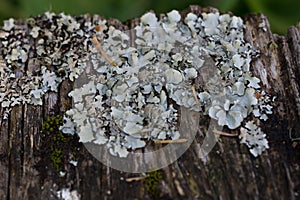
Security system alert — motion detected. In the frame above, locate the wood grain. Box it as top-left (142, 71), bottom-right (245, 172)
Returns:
top-left (0, 5), bottom-right (299, 200)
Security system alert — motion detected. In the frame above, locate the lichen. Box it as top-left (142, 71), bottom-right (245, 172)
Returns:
top-left (240, 120), bottom-right (269, 157)
top-left (56, 188), bottom-right (80, 200)
top-left (0, 12), bottom-right (98, 110)
top-left (0, 10), bottom-right (275, 158)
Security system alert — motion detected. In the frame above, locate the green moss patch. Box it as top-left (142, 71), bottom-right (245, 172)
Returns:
top-left (38, 115), bottom-right (79, 175)
top-left (144, 170), bottom-right (163, 199)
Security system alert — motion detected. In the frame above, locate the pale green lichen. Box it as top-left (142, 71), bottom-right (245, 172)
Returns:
top-left (240, 120), bottom-right (269, 157)
top-left (0, 10), bottom-right (274, 158)
top-left (59, 10), bottom-right (274, 157)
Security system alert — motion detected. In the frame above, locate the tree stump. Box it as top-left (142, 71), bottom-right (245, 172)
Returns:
top-left (0, 5), bottom-right (299, 200)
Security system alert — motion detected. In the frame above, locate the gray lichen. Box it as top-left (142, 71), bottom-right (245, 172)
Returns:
top-left (0, 10), bottom-right (274, 157)
top-left (240, 120), bottom-right (269, 157)
top-left (0, 12), bottom-right (97, 109)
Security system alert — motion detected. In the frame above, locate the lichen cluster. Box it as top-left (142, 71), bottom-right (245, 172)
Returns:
top-left (240, 120), bottom-right (269, 157)
top-left (0, 10), bottom-right (274, 157)
top-left (0, 12), bottom-right (97, 107)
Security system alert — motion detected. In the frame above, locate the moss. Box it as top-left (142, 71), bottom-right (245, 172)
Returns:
top-left (41, 115), bottom-right (78, 173)
top-left (42, 115), bottom-right (63, 132)
top-left (144, 170), bottom-right (163, 199)
top-left (50, 148), bottom-right (63, 171)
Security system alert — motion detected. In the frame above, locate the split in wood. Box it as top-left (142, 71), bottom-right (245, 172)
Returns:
top-left (212, 130), bottom-right (238, 137)
top-left (92, 35), bottom-right (117, 67)
top-left (289, 128), bottom-right (300, 141)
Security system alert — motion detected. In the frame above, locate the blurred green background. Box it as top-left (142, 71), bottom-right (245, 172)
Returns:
top-left (0, 0), bottom-right (299, 34)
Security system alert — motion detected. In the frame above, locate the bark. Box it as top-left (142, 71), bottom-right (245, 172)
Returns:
top-left (0, 5), bottom-right (300, 200)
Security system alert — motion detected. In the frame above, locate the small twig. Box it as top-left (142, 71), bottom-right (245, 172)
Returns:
top-left (191, 86), bottom-right (200, 104)
top-left (153, 138), bottom-right (188, 144)
top-left (95, 24), bottom-right (105, 32)
top-left (92, 35), bottom-right (117, 66)
top-left (213, 130), bottom-right (238, 137)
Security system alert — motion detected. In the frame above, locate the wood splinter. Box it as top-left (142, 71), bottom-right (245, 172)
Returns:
top-left (95, 24), bottom-right (105, 32)
top-left (153, 138), bottom-right (188, 144)
top-left (92, 35), bottom-right (117, 67)
top-left (125, 176), bottom-right (147, 182)
top-left (191, 85), bottom-right (200, 104)
top-left (213, 130), bottom-right (238, 137)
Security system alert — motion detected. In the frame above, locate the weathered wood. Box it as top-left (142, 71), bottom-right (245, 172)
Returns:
top-left (0, 5), bottom-right (299, 200)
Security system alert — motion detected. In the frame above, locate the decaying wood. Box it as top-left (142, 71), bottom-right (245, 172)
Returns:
top-left (0, 5), bottom-right (300, 200)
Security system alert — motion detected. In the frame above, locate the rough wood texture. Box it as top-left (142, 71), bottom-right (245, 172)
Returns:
top-left (0, 5), bottom-right (300, 200)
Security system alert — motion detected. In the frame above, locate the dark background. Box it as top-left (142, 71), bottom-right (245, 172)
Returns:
top-left (0, 0), bottom-right (299, 34)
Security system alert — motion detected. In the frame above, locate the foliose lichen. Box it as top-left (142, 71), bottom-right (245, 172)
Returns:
top-left (0, 12), bottom-right (95, 109)
top-left (0, 9), bottom-right (275, 158)
top-left (240, 120), bottom-right (269, 157)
